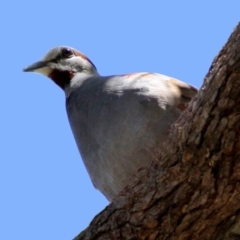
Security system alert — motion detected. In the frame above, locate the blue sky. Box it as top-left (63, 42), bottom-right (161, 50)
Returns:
top-left (1, 1), bottom-right (239, 239)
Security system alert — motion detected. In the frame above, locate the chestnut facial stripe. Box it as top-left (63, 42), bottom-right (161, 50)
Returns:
top-left (73, 50), bottom-right (97, 70)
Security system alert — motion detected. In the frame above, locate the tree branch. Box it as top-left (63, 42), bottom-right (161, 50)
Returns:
top-left (74, 22), bottom-right (240, 240)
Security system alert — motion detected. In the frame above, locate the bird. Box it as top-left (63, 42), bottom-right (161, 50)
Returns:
top-left (23, 46), bottom-right (198, 201)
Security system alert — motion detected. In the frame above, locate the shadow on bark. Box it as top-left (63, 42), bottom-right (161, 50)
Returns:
top-left (74, 22), bottom-right (240, 240)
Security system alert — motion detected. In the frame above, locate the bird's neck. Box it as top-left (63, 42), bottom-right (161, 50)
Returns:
top-left (64, 71), bottom-right (100, 98)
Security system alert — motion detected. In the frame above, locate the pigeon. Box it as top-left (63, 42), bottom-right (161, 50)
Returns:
top-left (23, 46), bottom-right (198, 201)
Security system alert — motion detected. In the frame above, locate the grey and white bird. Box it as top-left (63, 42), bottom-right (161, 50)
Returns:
top-left (23, 46), bottom-right (197, 201)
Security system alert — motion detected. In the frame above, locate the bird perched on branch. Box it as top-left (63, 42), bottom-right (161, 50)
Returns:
top-left (23, 46), bottom-right (198, 201)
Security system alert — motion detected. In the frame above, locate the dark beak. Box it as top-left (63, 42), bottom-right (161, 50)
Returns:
top-left (23, 61), bottom-right (49, 72)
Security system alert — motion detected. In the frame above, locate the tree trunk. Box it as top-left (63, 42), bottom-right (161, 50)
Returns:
top-left (74, 22), bottom-right (240, 240)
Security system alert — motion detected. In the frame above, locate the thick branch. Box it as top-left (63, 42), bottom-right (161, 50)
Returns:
top-left (74, 23), bottom-right (240, 240)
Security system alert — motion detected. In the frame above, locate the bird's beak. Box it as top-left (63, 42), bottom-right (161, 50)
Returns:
top-left (23, 61), bottom-right (49, 72)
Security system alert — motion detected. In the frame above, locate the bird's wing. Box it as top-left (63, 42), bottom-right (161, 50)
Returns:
top-left (104, 72), bottom-right (198, 110)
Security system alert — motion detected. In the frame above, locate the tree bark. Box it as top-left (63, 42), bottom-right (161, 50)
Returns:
top-left (74, 22), bottom-right (240, 240)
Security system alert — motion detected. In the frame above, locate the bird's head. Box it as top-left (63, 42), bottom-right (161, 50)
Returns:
top-left (23, 46), bottom-right (98, 90)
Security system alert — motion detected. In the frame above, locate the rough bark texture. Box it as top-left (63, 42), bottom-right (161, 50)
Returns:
top-left (74, 23), bottom-right (240, 240)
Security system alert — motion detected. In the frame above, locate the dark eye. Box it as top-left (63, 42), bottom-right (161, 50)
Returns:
top-left (61, 48), bottom-right (73, 58)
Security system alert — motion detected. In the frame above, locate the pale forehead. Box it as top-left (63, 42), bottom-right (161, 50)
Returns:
top-left (41, 46), bottom-right (64, 60)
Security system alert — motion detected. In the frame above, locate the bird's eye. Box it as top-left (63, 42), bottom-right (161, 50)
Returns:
top-left (61, 48), bottom-right (73, 58)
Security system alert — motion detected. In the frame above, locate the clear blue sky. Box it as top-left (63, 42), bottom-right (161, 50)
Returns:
top-left (1, 1), bottom-right (239, 239)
